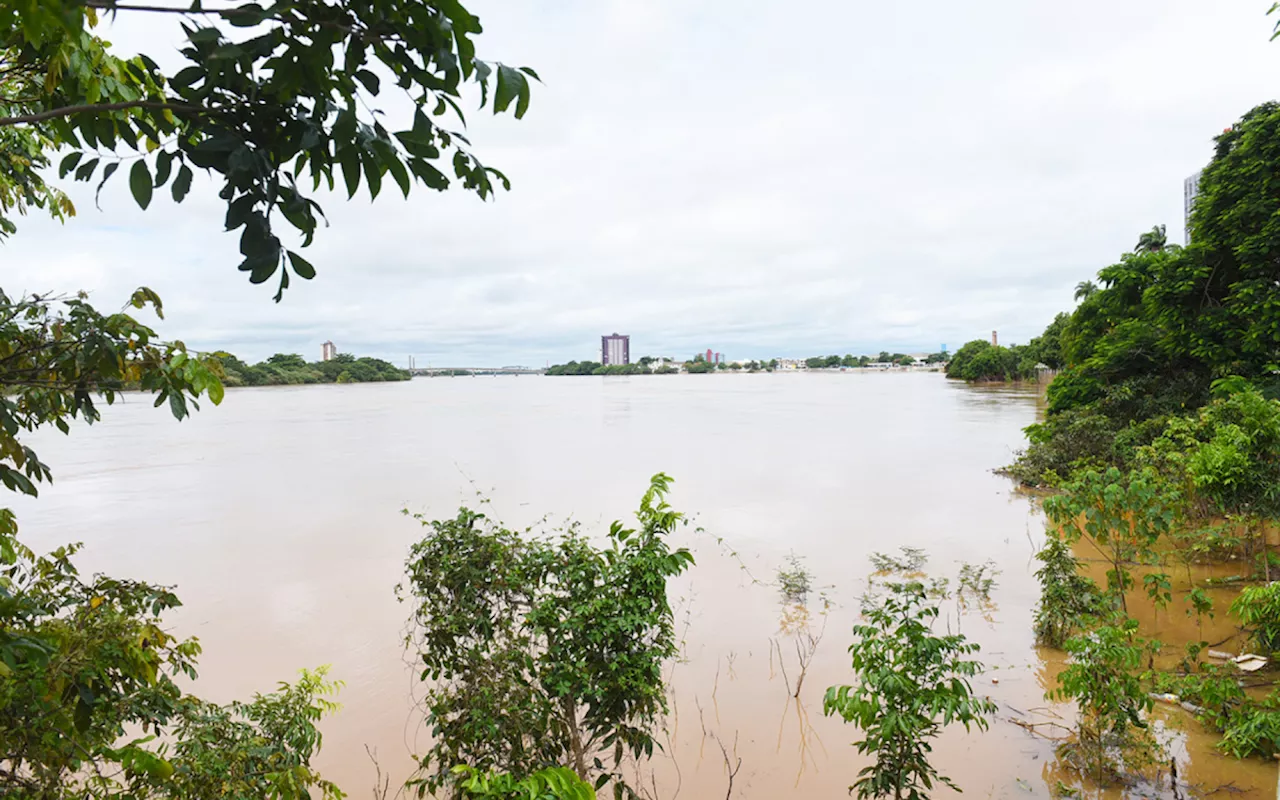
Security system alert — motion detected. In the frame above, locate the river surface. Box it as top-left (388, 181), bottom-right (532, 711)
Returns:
top-left (12, 372), bottom-right (1275, 798)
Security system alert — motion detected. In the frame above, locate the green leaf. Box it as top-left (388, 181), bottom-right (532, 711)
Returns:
top-left (226, 2), bottom-right (266, 27)
top-left (339, 148), bottom-right (361, 198)
top-left (130, 160), bottom-right (154, 210)
top-left (154, 151), bottom-right (174, 187)
top-left (74, 699), bottom-right (92, 732)
top-left (409, 159), bottom-right (449, 191)
top-left (207, 375), bottom-right (225, 405)
top-left (494, 65), bottom-right (530, 119)
top-left (187, 27), bottom-right (221, 44)
top-left (287, 251), bottom-right (316, 280)
top-left (59, 152), bottom-right (83, 179)
top-left (171, 165), bottom-right (193, 202)
top-left (354, 69), bottom-right (380, 95)
top-left (95, 162), bottom-right (119, 209)
top-left (74, 158), bottom-right (100, 182)
top-left (386, 155), bottom-right (411, 198)
top-left (168, 392), bottom-right (186, 420)
top-left (361, 151), bottom-right (382, 199)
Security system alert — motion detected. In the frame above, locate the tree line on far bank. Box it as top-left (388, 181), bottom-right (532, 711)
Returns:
top-left (216, 352), bottom-right (410, 386)
top-left (546, 354), bottom-right (766, 375)
top-left (546, 351), bottom-right (949, 375)
top-left (807, 352), bottom-right (947, 369)
top-left (944, 320), bottom-right (1067, 383)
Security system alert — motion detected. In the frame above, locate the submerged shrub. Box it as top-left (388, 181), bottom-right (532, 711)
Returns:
top-left (1230, 582), bottom-right (1280, 654)
top-left (400, 474), bottom-right (694, 797)
top-left (1033, 534), bottom-right (1104, 648)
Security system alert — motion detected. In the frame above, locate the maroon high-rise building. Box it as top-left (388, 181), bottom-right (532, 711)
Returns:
top-left (602, 333), bottom-right (630, 365)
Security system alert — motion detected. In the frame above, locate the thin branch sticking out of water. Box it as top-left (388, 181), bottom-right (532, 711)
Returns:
top-left (712, 731), bottom-right (742, 800)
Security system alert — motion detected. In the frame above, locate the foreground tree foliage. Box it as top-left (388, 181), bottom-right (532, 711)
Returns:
top-left (1, 0), bottom-right (537, 299)
top-left (0, 290), bottom-right (348, 798)
top-left (823, 581), bottom-right (995, 800)
top-left (450, 766), bottom-right (595, 800)
top-left (400, 474), bottom-right (695, 798)
top-left (0, 289), bottom-right (223, 505)
top-left (1, 0), bottom-right (552, 793)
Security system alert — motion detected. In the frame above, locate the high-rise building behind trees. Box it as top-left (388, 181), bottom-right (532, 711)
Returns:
top-left (602, 333), bottom-right (630, 365)
top-left (1184, 170), bottom-right (1202, 244)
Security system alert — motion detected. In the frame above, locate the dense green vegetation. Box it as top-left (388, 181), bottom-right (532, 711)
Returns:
top-left (545, 354), bottom-right (780, 375)
top-left (1010, 102), bottom-right (1280, 486)
top-left (1015, 95), bottom-right (1280, 787)
top-left (216, 352), bottom-right (410, 386)
top-left (400, 475), bottom-right (693, 797)
top-left (944, 316), bottom-right (1066, 382)
top-left (804, 352), bottom-right (944, 368)
top-left (545, 359), bottom-right (639, 375)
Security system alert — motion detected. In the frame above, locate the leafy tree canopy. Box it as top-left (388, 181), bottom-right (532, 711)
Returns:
top-left (1, 0), bottom-right (537, 299)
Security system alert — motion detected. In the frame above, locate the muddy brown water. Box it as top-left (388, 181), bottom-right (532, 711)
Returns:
top-left (11, 373), bottom-right (1276, 798)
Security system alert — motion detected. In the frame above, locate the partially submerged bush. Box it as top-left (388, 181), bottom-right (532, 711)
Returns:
top-left (401, 474), bottom-right (694, 797)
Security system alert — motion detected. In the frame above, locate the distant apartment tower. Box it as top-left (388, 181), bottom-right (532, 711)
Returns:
top-left (321, 340), bottom-right (337, 361)
top-left (991, 331), bottom-right (998, 347)
top-left (705, 348), bottom-right (713, 362)
top-left (602, 333), bottom-right (630, 366)
top-left (1184, 170), bottom-right (1202, 244)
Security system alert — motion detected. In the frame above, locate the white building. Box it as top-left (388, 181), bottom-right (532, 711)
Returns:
top-left (321, 341), bottom-right (337, 361)
top-left (1184, 170), bottom-right (1202, 244)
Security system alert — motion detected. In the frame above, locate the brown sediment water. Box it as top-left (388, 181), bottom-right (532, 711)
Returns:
top-left (11, 373), bottom-right (1276, 798)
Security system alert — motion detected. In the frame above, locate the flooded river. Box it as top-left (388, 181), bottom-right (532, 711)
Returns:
top-left (12, 372), bottom-right (1275, 798)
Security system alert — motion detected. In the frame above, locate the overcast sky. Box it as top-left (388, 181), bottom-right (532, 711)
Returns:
top-left (4, 1), bottom-right (1279, 366)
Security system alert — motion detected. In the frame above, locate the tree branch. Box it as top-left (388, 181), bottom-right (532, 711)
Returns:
top-left (83, 0), bottom-right (222, 13)
top-left (0, 101), bottom-right (198, 128)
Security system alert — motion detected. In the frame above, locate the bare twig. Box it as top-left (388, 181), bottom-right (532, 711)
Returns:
top-left (365, 745), bottom-right (392, 800)
top-left (711, 731), bottom-right (741, 800)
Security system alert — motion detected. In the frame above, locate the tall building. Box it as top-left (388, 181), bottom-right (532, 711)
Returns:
top-left (705, 348), bottom-right (713, 362)
top-left (991, 331), bottom-right (998, 347)
top-left (321, 340), bottom-right (337, 361)
top-left (602, 333), bottom-right (630, 365)
top-left (1184, 170), bottom-right (1202, 244)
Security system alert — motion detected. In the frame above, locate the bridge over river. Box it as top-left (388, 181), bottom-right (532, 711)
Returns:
top-left (408, 366), bottom-right (545, 377)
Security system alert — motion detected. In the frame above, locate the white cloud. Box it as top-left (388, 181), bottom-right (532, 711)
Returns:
top-left (4, 0), bottom-right (1278, 365)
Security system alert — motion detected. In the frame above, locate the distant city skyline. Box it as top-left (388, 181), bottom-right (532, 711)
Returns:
top-left (229, 330), bottom-right (982, 370)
